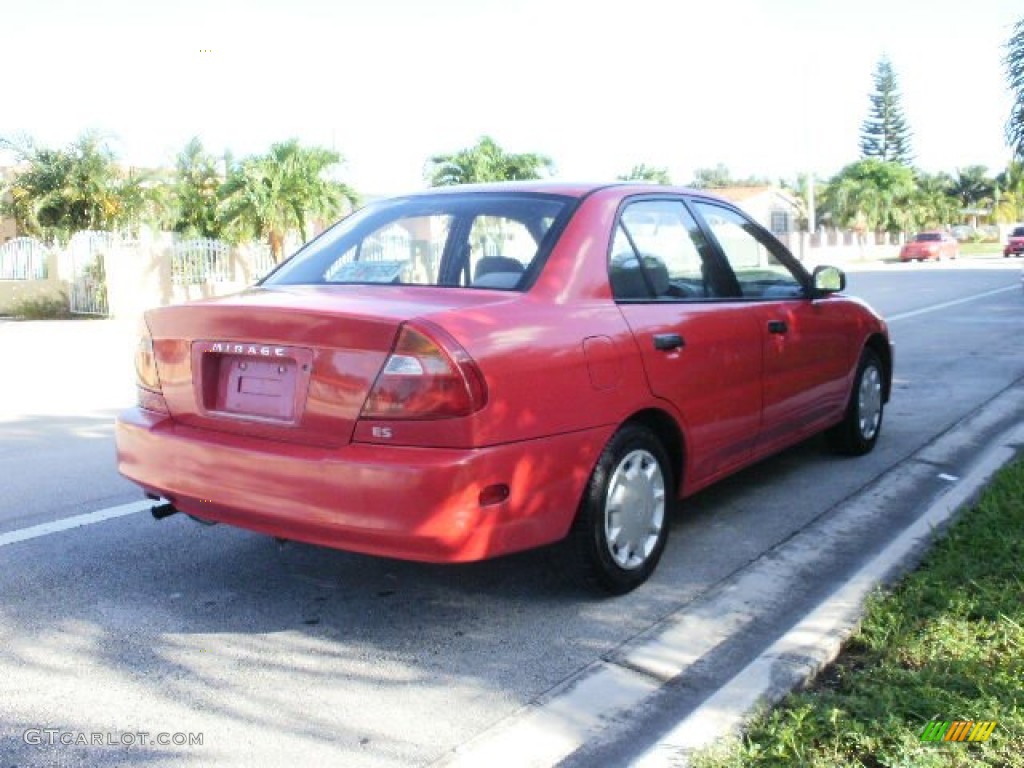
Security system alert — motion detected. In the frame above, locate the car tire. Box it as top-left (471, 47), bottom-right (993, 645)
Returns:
top-left (568, 423), bottom-right (672, 595)
top-left (827, 348), bottom-right (885, 456)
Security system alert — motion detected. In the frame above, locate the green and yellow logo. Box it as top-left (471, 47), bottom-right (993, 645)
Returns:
top-left (920, 719), bottom-right (997, 743)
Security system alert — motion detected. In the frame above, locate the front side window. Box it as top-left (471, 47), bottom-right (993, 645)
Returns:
top-left (266, 193), bottom-right (572, 291)
top-left (691, 201), bottom-right (806, 300)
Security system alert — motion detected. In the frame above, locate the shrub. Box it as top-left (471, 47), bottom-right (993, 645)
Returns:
top-left (8, 292), bottom-right (71, 320)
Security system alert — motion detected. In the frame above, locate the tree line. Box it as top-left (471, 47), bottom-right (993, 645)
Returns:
top-left (0, 134), bottom-right (358, 263)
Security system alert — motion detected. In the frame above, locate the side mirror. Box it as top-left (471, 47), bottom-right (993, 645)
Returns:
top-left (812, 265), bottom-right (846, 295)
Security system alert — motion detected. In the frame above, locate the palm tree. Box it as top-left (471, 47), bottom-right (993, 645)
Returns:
top-left (425, 136), bottom-right (553, 186)
top-left (0, 132), bottom-right (162, 241)
top-left (821, 159), bottom-right (916, 236)
top-left (950, 166), bottom-right (996, 210)
top-left (911, 171), bottom-right (958, 230)
top-left (995, 162), bottom-right (1024, 223)
top-left (1006, 18), bottom-right (1024, 161)
top-left (172, 137), bottom-right (224, 239)
top-left (220, 139), bottom-right (359, 262)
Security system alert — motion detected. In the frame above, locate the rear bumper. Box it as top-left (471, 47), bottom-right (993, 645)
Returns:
top-left (116, 407), bottom-right (608, 562)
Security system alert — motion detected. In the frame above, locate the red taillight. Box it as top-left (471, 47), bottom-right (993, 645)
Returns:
top-left (361, 322), bottom-right (487, 420)
top-left (135, 320), bottom-right (168, 413)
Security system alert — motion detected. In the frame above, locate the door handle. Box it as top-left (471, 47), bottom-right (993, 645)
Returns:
top-left (653, 333), bottom-right (685, 351)
top-left (767, 320), bottom-right (788, 335)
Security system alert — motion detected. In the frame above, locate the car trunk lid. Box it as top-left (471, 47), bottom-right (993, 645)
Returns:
top-left (144, 285), bottom-right (511, 448)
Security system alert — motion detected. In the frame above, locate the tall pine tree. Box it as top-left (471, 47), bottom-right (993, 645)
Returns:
top-left (859, 57), bottom-right (914, 165)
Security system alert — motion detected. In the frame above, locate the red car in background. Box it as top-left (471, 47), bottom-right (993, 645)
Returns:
top-left (116, 182), bottom-right (892, 593)
top-left (1004, 225), bottom-right (1024, 257)
top-left (899, 231), bottom-right (959, 262)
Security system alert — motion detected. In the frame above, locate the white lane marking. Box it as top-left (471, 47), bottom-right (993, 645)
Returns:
top-left (0, 500), bottom-right (151, 549)
top-left (938, 473), bottom-right (959, 482)
top-left (887, 285), bottom-right (1019, 322)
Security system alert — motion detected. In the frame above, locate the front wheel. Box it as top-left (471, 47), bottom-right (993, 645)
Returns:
top-left (568, 423), bottom-right (672, 594)
top-left (827, 348), bottom-right (885, 456)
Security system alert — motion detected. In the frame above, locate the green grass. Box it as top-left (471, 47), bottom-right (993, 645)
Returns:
top-left (958, 242), bottom-right (1004, 256)
top-left (694, 457), bottom-right (1024, 768)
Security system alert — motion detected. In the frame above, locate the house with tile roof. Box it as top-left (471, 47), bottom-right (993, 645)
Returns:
top-left (707, 186), bottom-right (804, 236)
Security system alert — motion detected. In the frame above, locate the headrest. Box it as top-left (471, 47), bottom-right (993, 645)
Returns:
top-left (474, 256), bottom-right (525, 280)
top-left (609, 254), bottom-right (670, 298)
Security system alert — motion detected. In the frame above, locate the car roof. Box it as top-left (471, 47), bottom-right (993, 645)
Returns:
top-left (399, 180), bottom-right (709, 199)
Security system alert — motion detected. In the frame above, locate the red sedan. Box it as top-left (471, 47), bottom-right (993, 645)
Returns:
top-left (116, 183), bottom-right (892, 593)
top-left (1005, 225), bottom-right (1024, 257)
top-left (899, 231), bottom-right (959, 262)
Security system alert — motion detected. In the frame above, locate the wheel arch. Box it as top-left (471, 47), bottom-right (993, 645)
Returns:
top-left (864, 333), bottom-right (892, 402)
top-left (623, 408), bottom-right (685, 498)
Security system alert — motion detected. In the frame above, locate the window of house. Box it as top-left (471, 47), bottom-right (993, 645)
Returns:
top-left (770, 210), bottom-right (790, 235)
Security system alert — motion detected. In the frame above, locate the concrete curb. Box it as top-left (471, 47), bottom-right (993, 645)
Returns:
top-left (632, 419), bottom-right (1024, 766)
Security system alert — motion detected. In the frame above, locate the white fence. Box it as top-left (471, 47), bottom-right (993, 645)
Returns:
top-left (0, 237), bottom-right (49, 280)
top-left (67, 231), bottom-right (132, 315)
top-left (0, 230), bottom-right (303, 317)
top-left (173, 238), bottom-right (232, 285)
top-left (248, 243), bottom-right (276, 281)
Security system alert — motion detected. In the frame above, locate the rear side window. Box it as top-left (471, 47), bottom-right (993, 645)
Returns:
top-left (610, 200), bottom-right (723, 300)
top-left (266, 193), bottom-right (572, 290)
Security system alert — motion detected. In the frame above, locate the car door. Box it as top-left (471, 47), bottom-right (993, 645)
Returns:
top-left (688, 199), bottom-right (853, 456)
top-left (609, 198), bottom-right (763, 490)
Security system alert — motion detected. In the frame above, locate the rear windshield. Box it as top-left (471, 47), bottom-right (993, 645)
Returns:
top-left (264, 192), bottom-right (574, 291)
top-left (914, 233), bottom-right (942, 242)
top-left (1013, 227), bottom-right (1024, 237)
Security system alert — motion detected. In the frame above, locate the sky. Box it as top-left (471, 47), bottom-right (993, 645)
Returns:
top-left (1, 0), bottom-right (1021, 195)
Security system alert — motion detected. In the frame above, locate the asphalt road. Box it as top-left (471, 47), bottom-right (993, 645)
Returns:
top-left (0, 258), bottom-right (1021, 767)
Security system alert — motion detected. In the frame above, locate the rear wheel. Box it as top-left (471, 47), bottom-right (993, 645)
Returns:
top-left (827, 348), bottom-right (884, 456)
top-left (568, 423), bottom-right (672, 594)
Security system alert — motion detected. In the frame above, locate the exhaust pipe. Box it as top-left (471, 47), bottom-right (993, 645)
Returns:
top-left (151, 501), bottom-right (179, 520)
